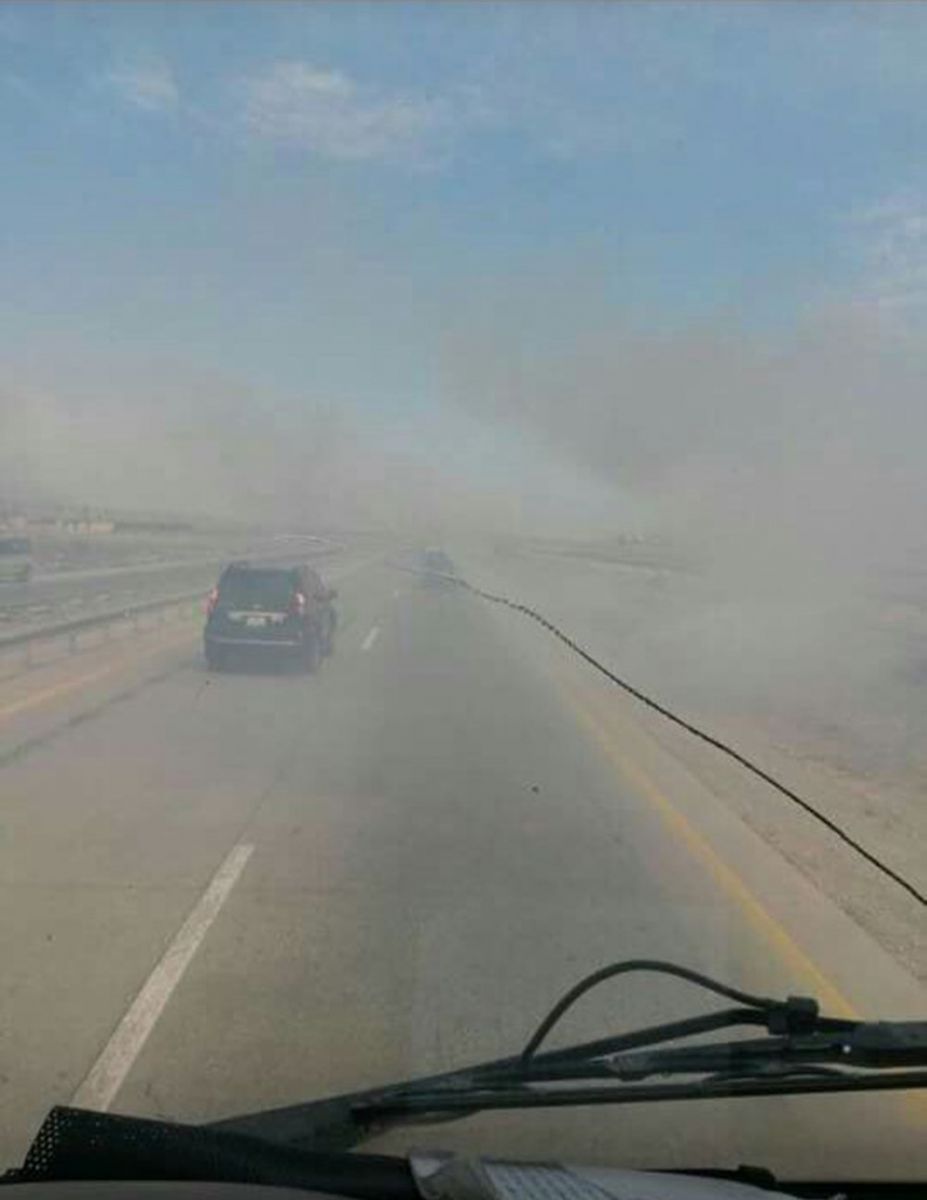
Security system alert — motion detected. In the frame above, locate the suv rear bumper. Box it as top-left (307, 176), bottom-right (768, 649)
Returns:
top-left (205, 634), bottom-right (303, 648)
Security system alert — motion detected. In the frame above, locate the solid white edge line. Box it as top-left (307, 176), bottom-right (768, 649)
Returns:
top-left (361, 625), bottom-right (380, 652)
top-left (71, 842), bottom-right (254, 1111)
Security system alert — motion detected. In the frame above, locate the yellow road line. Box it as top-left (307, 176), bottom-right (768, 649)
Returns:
top-left (566, 682), bottom-right (927, 1126)
top-left (0, 627), bottom-right (196, 724)
top-left (564, 683), bottom-right (859, 1018)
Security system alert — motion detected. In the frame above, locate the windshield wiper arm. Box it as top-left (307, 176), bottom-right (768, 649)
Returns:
top-left (210, 961), bottom-right (926, 1153)
top-left (209, 1003), bottom-right (781, 1150)
top-left (354, 1021), bottom-right (927, 1119)
top-left (349, 968), bottom-right (926, 1125)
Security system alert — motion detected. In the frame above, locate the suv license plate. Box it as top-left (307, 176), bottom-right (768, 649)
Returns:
top-left (245, 616), bottom-right (267, 627)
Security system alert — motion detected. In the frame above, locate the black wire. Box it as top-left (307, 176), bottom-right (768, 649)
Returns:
top-left (521, 959), bottom-right (775, 1061)
top-left (430, 569), bottom-right (927, 911)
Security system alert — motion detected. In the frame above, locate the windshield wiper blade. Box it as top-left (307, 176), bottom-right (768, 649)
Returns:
top-left (355, 1067), bottom-right (927, 1120)
top-left (350, 994), bottom-right (927, 1123)
top-left (355, 1021), bottom-right (927, 1118)
top-left (215, 1012), bottom-right (927, 1149)
top-left (355, 1002), bottom-right (927, 1115)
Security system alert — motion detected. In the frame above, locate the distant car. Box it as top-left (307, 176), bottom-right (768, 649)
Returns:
top-left (422, 548), bottom-right (452, 570)
top-left (0, 535), bottom-right (33, 583)
top-left (203, 561), bottom-right (337, 672)
top-left (420, 548), bottom-right (455, 586)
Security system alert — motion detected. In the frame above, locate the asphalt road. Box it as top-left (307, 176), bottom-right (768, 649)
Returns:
top-left (0, 557), bottom-right (923, 1179)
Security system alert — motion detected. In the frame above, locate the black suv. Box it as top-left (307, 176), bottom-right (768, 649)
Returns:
top-left (204, 561), bottom-right (337, 672)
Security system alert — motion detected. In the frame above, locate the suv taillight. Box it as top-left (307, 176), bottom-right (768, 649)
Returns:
top-left (289, 591), bottom-right (307, 617)
top-left (205, 587), bottom-right (219, 616)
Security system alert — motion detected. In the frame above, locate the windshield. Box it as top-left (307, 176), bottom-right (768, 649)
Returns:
top-left (1, 0), bottom-right (925, 1185)
top-left (218, 568), bottom-right (299, 610)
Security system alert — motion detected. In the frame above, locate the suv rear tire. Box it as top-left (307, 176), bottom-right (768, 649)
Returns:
top-left (321, 612), bottom-right (335, 657)
top-left (299, 631), bottom-right (321, 673)
top-left (205, 644), bottom-right (227, 672)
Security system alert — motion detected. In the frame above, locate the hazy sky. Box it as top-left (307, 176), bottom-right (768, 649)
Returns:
top-left (2, 2), bottom-right (926, 530)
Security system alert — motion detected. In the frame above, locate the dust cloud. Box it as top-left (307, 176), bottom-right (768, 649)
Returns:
top-left (439, 297), bottom-right (927, 796)
top-left (443, 305), bottom-right (926, 571)
top-left (0, 359), bottom-right (502, 538)
top-left (4, 273), bottom-right (927, 792)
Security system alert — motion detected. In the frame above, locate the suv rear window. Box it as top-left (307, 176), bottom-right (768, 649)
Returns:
top-left (218, 568), bottom-right (298, 611)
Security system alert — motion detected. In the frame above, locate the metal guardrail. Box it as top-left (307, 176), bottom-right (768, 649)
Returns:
top-left (0, 588), bottom-right (205, 671)
top-left (0, 544), bottom-right (349, 653)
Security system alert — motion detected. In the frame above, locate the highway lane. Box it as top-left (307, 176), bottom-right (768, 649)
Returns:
top-left (0, 560), bottom-right (924, 1178)
top-left (455, 547), bottom-right (927, 982)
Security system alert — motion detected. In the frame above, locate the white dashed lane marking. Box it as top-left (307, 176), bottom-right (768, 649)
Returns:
top-left (71, 842), bottom-right (254, 1111)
